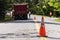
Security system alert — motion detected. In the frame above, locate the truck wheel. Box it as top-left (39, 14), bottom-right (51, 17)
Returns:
top-left (24, 14), bottom-right (28, 20)
top-left (14, 15), bottom-right (18, 20)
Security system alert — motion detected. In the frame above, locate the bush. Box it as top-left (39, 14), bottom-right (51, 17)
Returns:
top-left (4, 15), bottom-right (12, 21)
top-left (0, 15), bottom-right (12, 22)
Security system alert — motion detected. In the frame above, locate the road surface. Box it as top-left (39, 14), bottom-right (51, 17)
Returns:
top-left (0, 15), bottom-right (60, 40)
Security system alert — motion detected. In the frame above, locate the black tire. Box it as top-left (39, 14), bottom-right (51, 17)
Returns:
top-left (14, 14), bottom-right (28, 20)
top-left (14, 15), bottom-right (19, 20)
top-left (24, 14), bottom-right (28, 20)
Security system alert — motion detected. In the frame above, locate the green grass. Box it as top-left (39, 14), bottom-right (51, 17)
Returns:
top-left (0, 15), bottom-right (12, 22)
top-left (4, 16), bottom-right (12, 21)
top-left (55, 18), bottom-right (60, 22)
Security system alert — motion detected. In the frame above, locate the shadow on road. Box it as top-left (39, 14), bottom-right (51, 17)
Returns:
top-left (3, 19), bottom-right (60, 25)
top-left (0, 33), bottom-right (60, 40)
top-left (44, 22), bottom-right (60, 25)
top-left (46, 36), bottom-right (60, 39)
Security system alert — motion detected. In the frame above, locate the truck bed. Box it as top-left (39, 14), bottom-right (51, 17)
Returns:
top-left (14, 5), bottom-right (27, 15)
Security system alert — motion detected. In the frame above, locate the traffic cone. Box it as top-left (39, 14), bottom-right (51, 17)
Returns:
top-left (34, 16), bottom-right (37, 23)
top-left (34, 16), bottom-right (36, 20)
top-left (39, 16), bottom-right (46, 37)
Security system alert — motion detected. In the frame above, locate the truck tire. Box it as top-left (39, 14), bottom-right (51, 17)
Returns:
top-left (14, 15), bottom-right (19, 20)
top-left (24, 14), bottom-right (28, 20)
top-left (14, 14), bottom-right (28, 20)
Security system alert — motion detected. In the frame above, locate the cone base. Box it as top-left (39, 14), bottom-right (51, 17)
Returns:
top-left (37, 35), bottom-right (48, 37)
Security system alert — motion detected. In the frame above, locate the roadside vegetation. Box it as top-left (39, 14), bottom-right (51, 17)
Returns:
top-left (0, 0), bottom-right (60, 22)
top-left (0, 15), bottom-right (12, 22)
top-left (55, 18), bottom-right (60, 22)
top-left (4, 15), bottom-right (12, 21)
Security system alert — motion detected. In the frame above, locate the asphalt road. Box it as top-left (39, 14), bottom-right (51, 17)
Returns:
top-left (0, 15), bottom-right (60, 40)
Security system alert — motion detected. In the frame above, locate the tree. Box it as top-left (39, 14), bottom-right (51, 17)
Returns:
top-left (48, 0), bottom-right (60, 16)
top-left (0, 0), bottom-right (8, 20)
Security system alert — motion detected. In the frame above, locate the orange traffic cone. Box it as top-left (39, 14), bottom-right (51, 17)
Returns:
top-left (39, 16), bottom-right (46, 37)
top-left (34, 16), bottom-right (36, 20)
top-left (34, 16), bottom-right (37, 23)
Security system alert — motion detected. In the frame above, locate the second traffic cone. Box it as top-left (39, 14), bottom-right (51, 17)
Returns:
top-left (34, 16), bottom-right (37, 23)
top-left (34, 16), bottom-right (36, 20)
top-left (39, 16), bottom-right (46, 37)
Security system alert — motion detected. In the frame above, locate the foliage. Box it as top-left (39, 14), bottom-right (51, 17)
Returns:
top-left (0, 0), bottom-right (13, 20)
top-left (34, 0), bottom-right (60, 17)
top-left (47, 0), bottom-right (60, 17)
top-left (1, 0), bottom-right (60, 19)
top-left (0, 0), bottom-right (8, 20)
top-left (0, 15), bottom-right (12, 22)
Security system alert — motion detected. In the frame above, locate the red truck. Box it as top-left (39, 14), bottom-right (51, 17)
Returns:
top-left (12, 3), bottom-right (29, 20)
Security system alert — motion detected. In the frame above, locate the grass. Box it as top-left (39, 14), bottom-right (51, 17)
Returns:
top-left (55, 18), bottom-right (60, 22)
top-left (0, 15), bottom-right (12, 22)
top-left (4, 15), bottom-right (12, 21)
